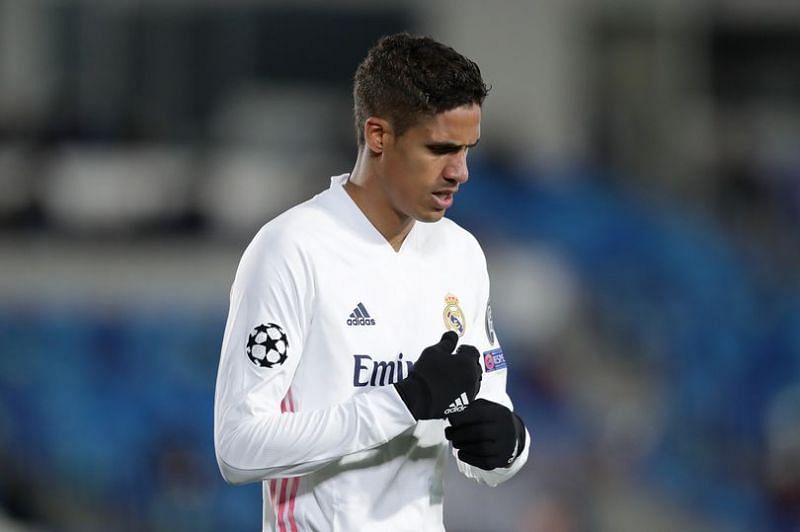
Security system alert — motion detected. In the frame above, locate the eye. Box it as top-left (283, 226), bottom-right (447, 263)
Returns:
top-left (427, 144), bottom-right (459, 155)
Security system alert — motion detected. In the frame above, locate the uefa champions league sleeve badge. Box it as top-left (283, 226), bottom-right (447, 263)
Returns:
top-left (246, 323), bottom-right (289, 368)
top-left (443, 293), bottom-right (466, 337)
top-left (485, 302), bottom-right (496, 345)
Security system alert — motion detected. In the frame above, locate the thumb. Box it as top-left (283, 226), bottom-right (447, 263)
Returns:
top-left (456, 344), bottom-right (483, 399)
top-left (437, 331), bottom-right (459, 354)
top-left (455, 344), bottom-right (480, 360)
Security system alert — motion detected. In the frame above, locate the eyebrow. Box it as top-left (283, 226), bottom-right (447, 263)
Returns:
top-left (426, 139), bottom-right (481, 151)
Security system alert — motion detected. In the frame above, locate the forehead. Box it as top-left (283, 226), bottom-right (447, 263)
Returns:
top-left (408, 104), bottom-right (481, 143)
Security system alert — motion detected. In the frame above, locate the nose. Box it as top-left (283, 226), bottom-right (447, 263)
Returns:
top-left (443, 151), bottom-right (469, 184)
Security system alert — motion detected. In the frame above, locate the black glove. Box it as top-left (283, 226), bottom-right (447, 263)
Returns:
top-left (445, 398), bottom-right (526, 470)
top-left (394, 331), bottom-right (482, 420)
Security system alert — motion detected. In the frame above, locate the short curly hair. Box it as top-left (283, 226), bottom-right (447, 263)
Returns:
top-left (353, 33), bottom-right (489, 147)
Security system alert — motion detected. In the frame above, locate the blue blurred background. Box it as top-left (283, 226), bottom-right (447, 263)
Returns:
top-left (1, 1), bottom-right (799, 531)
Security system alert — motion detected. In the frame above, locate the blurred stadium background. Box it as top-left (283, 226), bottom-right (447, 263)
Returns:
top-left (1, 0), bottom-right (799, 530)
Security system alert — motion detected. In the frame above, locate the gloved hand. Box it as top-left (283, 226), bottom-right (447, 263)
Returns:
top-left (445, 398), bottom-right (526, 470)
top-left (395, 331), bottom-right (482, 420)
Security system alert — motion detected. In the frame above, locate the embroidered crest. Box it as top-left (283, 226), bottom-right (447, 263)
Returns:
top-left (443, 293), bottom-right (466, 337)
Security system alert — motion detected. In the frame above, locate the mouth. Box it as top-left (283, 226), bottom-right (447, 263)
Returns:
top-left (431, 190), bottom-right (455, 210)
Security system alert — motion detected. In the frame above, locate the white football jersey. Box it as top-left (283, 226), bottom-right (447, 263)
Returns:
top-left (214, 174), bottom-right (529, 532)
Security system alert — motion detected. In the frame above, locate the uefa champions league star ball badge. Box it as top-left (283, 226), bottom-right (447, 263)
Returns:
top-left (485, 302), bottom-right (496, 345)
top-left (443, 293), bottom-right (466, 337)
top-left (246, 323), bottom-right (288, 368)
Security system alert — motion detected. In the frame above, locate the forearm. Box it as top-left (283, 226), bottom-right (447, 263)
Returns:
top-left (215, 385), bottom-right (416, 484)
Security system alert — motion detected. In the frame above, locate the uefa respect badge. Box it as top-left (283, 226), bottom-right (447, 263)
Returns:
top-left (483, 347), bottom-right (506, 373)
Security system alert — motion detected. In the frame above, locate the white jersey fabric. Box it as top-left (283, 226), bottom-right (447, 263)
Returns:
top-left (214, 174), bottom-right (529, 532)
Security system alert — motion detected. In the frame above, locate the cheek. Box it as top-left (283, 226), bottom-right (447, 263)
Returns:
top-left (390, 154), bottom-right (431, 190)
top-left (403, 155), bottom-right (442, 185)
top-left (384, 149), bottom-right (441, 206)
top-left (391, 151), bottom-right (423, 174)
top-left (403, 159), bottom-right (439, 198)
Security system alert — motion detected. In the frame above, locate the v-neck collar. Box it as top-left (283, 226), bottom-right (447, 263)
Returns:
top-left (329, 174), bottom-right (419, 257)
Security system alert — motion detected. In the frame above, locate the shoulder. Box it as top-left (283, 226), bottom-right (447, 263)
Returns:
top-left (245, 190), bottom-right (336, 260)
top-left (236, 191), bottom-right (336, 283)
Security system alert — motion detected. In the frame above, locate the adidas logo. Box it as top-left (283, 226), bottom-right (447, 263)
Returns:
top-left (346, 302), bottom-right (376, 326)
top-left (444, 392), bottom-right (470, 415)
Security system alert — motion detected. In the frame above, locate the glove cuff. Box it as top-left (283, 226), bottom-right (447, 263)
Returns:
top-left (394, 373), bottom-right (431, 420)
top-left (509, 413), bottom-right (526, 465)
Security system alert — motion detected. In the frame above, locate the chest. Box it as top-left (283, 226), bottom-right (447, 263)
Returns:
top-left (296, 247), bottom-right (483, 403)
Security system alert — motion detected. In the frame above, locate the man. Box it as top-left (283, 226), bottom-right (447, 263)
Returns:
top-left (214, 33), bottom-right (529, 531)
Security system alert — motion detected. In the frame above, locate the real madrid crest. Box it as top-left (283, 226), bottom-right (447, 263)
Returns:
top-left (443, 293), bottom-right (466, 337)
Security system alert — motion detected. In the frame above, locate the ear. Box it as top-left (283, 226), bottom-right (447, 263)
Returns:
top-left (364, 117), bottom-right (391, 154)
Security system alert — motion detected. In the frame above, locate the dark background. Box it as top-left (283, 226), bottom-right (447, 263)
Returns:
top-left (0, 1), bottom-right (798, 531)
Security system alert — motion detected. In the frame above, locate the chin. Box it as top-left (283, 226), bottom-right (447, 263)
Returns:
top-left (416, 210), bottom-right (446, 223)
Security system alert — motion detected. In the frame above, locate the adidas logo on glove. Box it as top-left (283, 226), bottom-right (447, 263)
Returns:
top-left (444, 392), bottom-right (470, 415)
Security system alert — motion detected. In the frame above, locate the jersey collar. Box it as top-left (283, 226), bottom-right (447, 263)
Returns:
top-left (328, 173), bottom-right (419, 256)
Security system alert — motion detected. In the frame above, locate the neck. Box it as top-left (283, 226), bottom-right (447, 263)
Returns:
top-left (345, 151), bottom-right (414, 252)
